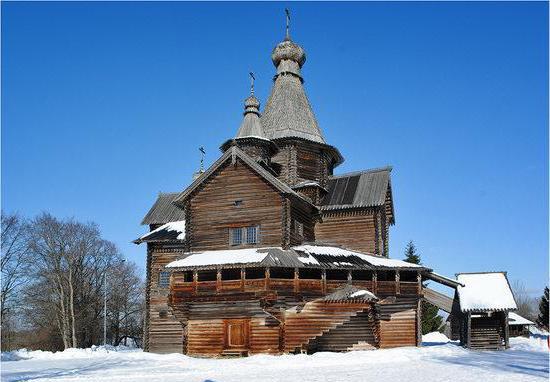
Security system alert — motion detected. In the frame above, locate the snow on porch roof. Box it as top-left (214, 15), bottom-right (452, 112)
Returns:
top-left (165, 244), bottom-right (429, 271)
top-left (456, 272), bottom-right (517, 313)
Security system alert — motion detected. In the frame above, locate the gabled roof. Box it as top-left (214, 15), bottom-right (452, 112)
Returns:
top-left (134, 221), bottom-right (186, 244)
top-left (456, 272), bottom-right (517, 313)
top-left (320, 167), bottom-right (393, 218)
top-left (262, 74), bottom-right (325, 144)
top-left (141, 192), bottom-right (186, 225)
top-left (173, 146), bottom-right (313, 207)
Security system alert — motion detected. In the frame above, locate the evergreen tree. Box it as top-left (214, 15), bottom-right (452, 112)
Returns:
top-left (404, 241), bottom-right (421, 265)
top-left (536, 287), bottom-right (549, 330)
top-left (403, 241), bottom-right (443, 334)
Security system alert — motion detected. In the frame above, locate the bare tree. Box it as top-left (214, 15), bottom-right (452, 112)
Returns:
top-left (1, 212), bottom-right (30, 349)
top-left (512, 280), bottom-right (537, 321)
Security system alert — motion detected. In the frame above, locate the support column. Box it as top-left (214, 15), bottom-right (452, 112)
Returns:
top-left (265, 268), bottom-right (270, 290)
top-left (504, 311), bottom-right (510, 349)
top-left (193, 270), bottom-right (198, 295)
top-left (466, 312), bottom-right (472, 348)
top-left (294, 268), bottom-right (299, 293)
top-left (395, 271), bottom-right (400, 295)
top-left (216, 268), bottom-right (221, 292)
top-left (347, 270), bottom-right (352, 285)
top-left (372, 272), bottom-right (377, 295)
top-left (241, 268), bottom-right (245, 292)
top-left (321, 270), bottom-right (326, 294)
top-left (417, 272), bottom-right (422, 295)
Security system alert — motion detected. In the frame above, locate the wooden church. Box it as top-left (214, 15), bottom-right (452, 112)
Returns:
top-left (135, 15), bottom-right (517, 355)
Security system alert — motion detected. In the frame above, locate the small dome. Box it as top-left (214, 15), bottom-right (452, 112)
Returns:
top-left (244, 94), bottom-right (260, 109)
top-left (271, 39), bottom-right (306, 68)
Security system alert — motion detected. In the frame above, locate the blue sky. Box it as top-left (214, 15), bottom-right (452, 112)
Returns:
top-left (2, 2), bottom-right (548, 297)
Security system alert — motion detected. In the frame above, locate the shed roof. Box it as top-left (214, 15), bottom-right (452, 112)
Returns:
top-left (134, 220), bottom-right (186, 244)
top-left (321, 167), bottom-right (393, 213)
top-left (141, 193), bottom-right (186, 225)
top-left (508, 312), bottom-right (534, 326)
top-left (456, 272), bottom-right (517, 313)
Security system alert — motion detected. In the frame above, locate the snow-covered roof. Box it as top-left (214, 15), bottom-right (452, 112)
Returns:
top-left (165, 244), bottom-right (428, 271)
top-left (166, 247), bottom-right (275, 268)
top-left (508, 312), bottom-right (534, 326)
top-left (134, 221), bottom-right (186, 243)
top-left (322, 284), bottom-right (378, 302)
top-left (293, 245), bottom-right (425, 269)
top-left (456, 272), bottom-right (517, 313)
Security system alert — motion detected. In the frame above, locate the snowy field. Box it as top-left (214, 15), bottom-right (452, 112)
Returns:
top-left (1, 334), bottom-right (548, 382)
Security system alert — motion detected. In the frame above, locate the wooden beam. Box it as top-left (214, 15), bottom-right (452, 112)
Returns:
top-left (395, 271), bottom-right (400, 295)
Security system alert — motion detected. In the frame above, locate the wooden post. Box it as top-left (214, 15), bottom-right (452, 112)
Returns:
top-left (372, 272), bottom-right (377, 295)
top-left (321, 270), bottom-right (326, 294)
top-left (294, 268), bottom-right (299, 293)
top-left (416, 298), bottom-right (422, 347)
top-left (395, 271), bottom-right (400, 295)
top-left (466, 312), bottom-right (471, 348)
top-left (417, 272), bottom-right (422, 295)
top-left (347, 270), bottom-right (352, 285)
top-left (265, 268), bottom-right (270, 290)
top-left (241, 268), bottom-right (245, 292)
top-left (504, 311), bottom-right (510, 349)
top-left (193, 270), bottom-right (198, 295)
top-left (216, 268), bottom-right (221, 292)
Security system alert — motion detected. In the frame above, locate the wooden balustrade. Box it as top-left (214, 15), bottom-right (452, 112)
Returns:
top-left (171, 270), bottom-right (421, 297)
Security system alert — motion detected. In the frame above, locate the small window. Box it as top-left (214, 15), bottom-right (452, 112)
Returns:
top-left (294, 220), bottom-right (304, 238)
top-left (246, 226), bottom-right (258, 244)
top-left (376, 271), bottom-right (395, 281)
top-left (159, 310), bottom-right (168, 319)
top-left (400, 271), bottom-right (418, 282)
top-left (158, 271), bottom-right (170, 288)
top-left (222, 268), bottom-right (241, 281)
top-left (230, 228), bottom-right (243, 246)
top-left (234, 200), bottom-right (243, 207)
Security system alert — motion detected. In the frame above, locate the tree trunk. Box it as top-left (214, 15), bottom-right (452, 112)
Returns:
top-left (69, 269), bottom-right (78, 348)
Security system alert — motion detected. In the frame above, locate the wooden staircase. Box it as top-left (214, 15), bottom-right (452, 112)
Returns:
top-left (307, 310), bottom-right (377, 352)
top-left (283, 301), bottom-right (373, 353)
top-left (470, 326), bottom-right (503, 350)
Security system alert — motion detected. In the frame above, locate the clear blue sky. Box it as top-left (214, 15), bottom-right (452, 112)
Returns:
top-left (2, 2), bottom-right (548, 297)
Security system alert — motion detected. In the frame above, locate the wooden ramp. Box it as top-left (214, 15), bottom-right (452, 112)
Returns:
top-left (423, 287), bottom-right (453, 313)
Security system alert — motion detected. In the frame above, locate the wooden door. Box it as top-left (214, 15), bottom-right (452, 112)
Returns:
top-left (224, 319), bottom-right (249, 349)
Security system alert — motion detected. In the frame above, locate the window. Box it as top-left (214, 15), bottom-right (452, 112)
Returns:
top-left (230, 226), bottom-right (259, 246)
top-left (298, 268), bottom-right (322, 279)
top-left (234, 200), bottom-right (243, 207)
top-left (158, 271), bottom-right (170, 288)
top-left (352, 270), bottom-right (372, 281)
top-left (231, 227), bottom-right (243, 245)
top-left (270, 267), bottom-right (295, 279)
top-left (294, 220), bottom-right (304, 238)
top-left (326, 269), bottom-right (349, 281)
top-left (182, 271), bottom-right (194, 282)
top-left (246, 226), bottom-right (258, 244)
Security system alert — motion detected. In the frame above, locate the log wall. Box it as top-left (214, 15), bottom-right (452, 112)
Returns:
top-left (316, 210), bottom-right (378, 254)
top-left (188, 159), bottom-right (284, 251)
top-left (377, 297), bottom-right (419, 348)
top-left (146, 245), bottom-right (185, 353)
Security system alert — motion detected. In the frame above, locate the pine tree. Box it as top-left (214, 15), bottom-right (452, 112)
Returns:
top-left (404, 241), bottom-right (421, 265)
top-left (536, 287), bottom-right (549, 330)
top-left (403, 241), bottom-right (443, 334)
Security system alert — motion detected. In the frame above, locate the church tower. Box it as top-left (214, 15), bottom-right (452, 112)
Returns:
top-left (261, 12), bottom-right (343, 203)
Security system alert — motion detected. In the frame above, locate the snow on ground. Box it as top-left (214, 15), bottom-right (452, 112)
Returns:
top-left (1, 336), bottom-right (548, 382)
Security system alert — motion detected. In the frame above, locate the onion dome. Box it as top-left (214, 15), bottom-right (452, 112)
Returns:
top-left (236, 93), bottom-right (263, 139)
top-left (271, 39), bottom-right (306, 68)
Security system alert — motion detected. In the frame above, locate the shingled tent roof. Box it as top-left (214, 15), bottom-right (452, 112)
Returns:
top-left (320, 167), bottom-right (394, 222)
top-left (262, 74), bottom-right (325, 144)
top-left (141, 192), bottom-right (186, 225)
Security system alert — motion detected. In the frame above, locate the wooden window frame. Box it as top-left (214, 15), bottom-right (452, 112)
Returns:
top-left (158, 270), bottom-right (170, 288)
top-left (229, 225), bottom-right (260, 246)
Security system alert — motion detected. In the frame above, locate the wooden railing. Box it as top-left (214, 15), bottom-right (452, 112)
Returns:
top-left (172, 275), bottom-right (420, 297)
